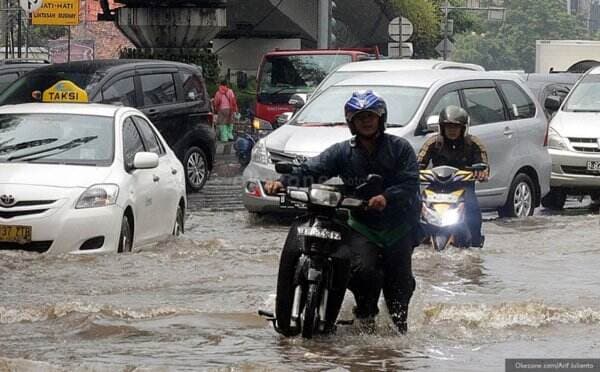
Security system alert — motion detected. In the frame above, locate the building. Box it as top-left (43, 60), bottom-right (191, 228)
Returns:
top-left (567, 0), bottom-right (600, 31)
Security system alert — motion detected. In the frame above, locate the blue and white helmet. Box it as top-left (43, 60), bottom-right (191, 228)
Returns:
top-left (344, 90), bottom-right (387, 135)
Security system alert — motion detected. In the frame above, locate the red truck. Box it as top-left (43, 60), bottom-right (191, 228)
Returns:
top-left (255, 48), bottom-right (380, 126)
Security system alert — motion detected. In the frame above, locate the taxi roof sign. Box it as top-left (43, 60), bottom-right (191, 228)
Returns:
top-left (42, 80), bottom-right (88, 103)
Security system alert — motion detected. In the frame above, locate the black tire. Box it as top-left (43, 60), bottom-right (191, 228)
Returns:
top-left (173, 205), bottom-right (184, 236)
top-left (275, 224), bottom-right (303, 337)
top-left (184, 146), bottom-right (209, 192)
top-left (498, 173), bottom-right (535, 218)
top-left (302, 283), bottom-right (320, 339)
top-left (541, 188), bottom-right (566, 211)
top-left (117, 215), bottom-right (133, 253)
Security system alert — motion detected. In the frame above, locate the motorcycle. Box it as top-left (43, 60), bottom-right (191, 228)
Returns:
top-left (233, 109), bottom-right (273, 167)
top-left (419, 163), bottom-right (487, 251)
top-left (258, 162), bottom-right (382, 339)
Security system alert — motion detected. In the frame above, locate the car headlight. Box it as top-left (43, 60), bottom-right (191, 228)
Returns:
top-left (310, 188), bottom-right (342, 207)
top-left (251, 139), bottom-right (270, 164)
top-left (548, 127), bottom-right (570, 151)
top-left (76, 184), bottom-right (119, 209)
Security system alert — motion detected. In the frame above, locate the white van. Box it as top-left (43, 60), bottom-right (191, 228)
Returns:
top-left (542, 65), bottom-right (600, 209)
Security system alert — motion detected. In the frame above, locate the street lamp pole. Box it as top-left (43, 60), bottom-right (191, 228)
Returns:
top-left (443, 0), bottom-right (449, 60)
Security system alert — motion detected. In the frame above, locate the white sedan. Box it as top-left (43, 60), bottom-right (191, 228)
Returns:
top-left (0, 103), bottom-right (186, 254)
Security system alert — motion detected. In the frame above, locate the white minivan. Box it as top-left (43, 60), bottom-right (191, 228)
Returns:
top-left (542, 66), bottom-right (600, 209)
top-left (243, 70), bottom-right (551, 218)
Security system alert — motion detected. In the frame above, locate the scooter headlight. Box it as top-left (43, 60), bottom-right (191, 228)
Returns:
top-left (422, 205), bottom-right (442, 226)
top-left (441, 208), bottom-right (461, 226)
top-left (310, 188), bottom-right (342, 207)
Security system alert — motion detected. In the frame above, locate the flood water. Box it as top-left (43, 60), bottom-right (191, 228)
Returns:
top-left (1, 200), bottom-right (599, 371)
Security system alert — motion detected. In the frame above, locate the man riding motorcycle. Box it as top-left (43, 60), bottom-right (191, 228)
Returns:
top-left (417, 105), bottom-right (489, 247)
top-left (264, 90), bottom-right (421, 334)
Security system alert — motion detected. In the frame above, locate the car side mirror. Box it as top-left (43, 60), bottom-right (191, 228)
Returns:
top-left (545, 96), bottom-right (561, 112)
top-left (275, 162), bottom-right (294, 174)
top-left (425, 115), bottom-right (440, 133)
top-left (276, 112), bottom-right (293, 126)
top-left (133, 152), bottom-right (159, 169)
top-left (288, 94), bottom-right (306, 110)
top-left (252, 118), bottom-right (273, 131)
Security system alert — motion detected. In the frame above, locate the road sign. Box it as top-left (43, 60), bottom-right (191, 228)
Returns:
top-left (435, 38), bottom-right (454, 56)
top-left (388, 42), bottom-right (413, 58)
top-left (401, 42), bottom-right (413, 57)
top-left (32, 0), bottom-right (79, 26)
top-left (388, 17), bottom-right (401, 42)
top-left (401, 17), bottom-right (413, 42)
top-left (20, 0), bottom-right (43, 13)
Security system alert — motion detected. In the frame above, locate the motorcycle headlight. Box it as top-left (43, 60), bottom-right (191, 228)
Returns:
top-left (422, 205), bottom-right (442, 226)
top-left (548, 127), bottom-right (570, 151)
top-left (441, 208), bottom-right (461, 226)
top-left (251, 139), bottom-right (270, 164)
top-left (76, 184), bottom-right (119, 209)
top-left (310, 188), bottom-right (342, 207)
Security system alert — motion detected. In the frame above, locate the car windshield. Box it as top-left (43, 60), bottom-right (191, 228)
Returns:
top-left (293, 85), bottom-right (428, 127)
top-left (0, 71), bottom-right (104, 105)
top-left (0, 113), bottom-right (114, 165)
top-left (258, 54), bottom-right (353, 98)
top-left (563, 73), bottom-right (600, 112)
top-left (312, 71), bottom-right (377, 98)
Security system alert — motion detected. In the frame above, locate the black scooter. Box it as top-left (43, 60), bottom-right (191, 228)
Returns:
top-left (259, 162), bottom-right (382, 338)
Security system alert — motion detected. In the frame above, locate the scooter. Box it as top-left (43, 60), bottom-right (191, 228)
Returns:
top-left (419, 163), bottom-right (487, 251)
top-left (234, 109), bottom-right (273, 167)
top-left (259, 162), bottom-right (382, 338)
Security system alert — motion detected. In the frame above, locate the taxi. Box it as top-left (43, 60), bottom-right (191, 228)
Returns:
top-left (0, 81), bottom-right (186, 254)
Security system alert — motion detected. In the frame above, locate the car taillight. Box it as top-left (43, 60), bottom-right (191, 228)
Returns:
top-left (543, 121), bottom-right (550, 147)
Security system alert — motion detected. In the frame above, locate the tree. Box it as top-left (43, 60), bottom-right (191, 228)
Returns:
top-left (453, 0), bottom-right (588, 72)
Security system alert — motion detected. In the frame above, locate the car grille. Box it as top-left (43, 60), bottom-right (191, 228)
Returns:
top-left (269, 150), bottom-right (299, 164)
top-left (568, 137), bottom-right (600, 153)
top-left (11, 200), bottom-right (55, 208)
top-left (561, 165), bottom-right (600, 176)
top-left (0, 209), bottom-right (49, 219)
top-left (0, 241), bottom-right (52, 253)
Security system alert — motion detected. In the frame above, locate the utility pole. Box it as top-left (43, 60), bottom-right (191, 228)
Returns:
top-left (317, 0), bottom-right (329, 48)
top-left (443, 0), bottom-right (449, 60)
top-left (16, 3), bottom-right (20, 58)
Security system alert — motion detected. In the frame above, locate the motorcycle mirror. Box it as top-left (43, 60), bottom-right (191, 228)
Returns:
top-left (471, 163), bottom-right (488, 171)
top-left (425, 115), bottom-right (440, 133)
top-left (275, 162), bottom-right (294, 174)
top-left (288, 94), bottom-right (306, 110)
top-left (366, 174), bottom-right (383, 187)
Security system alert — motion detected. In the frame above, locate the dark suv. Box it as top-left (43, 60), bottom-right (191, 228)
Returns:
top-left (0, 59), bottom-right (50, 93)
top-left (0, 59), bottom-right (216, 191)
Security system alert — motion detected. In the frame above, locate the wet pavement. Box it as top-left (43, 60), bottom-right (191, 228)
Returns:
top-left (1, 159), bottom-right (600, 371)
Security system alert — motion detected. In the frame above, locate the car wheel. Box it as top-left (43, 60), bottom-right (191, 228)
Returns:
top-left (184, 146), bottom-right (209, 192)
top-left (498, 173), bottom-right (535, 218)
top-left (118, 215), bottom-right (133, 253)
top-left (541, 188), bottom-right (566, 210)
top-left (173, 205), bottom-right (184, 236)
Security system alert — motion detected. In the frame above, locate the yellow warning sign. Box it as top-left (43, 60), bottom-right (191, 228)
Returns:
top-left (32, 0), bottom-right (80, 26)
top-left (42, 80), bottom-right (88, 103)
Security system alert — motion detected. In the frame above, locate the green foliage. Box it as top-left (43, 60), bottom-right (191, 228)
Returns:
top-left (118, 48), bottom-right (220, 85)
top-left (453, 0), bottom-right (590, 72)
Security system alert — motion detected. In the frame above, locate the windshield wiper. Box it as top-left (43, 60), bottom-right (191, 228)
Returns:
top-left (0, 137), bottom-right (58, 154)
top-left (6, 136), bottom-right (97, 162)
top-left (299, 122), bottom-right (346, 127)
top-left (569, 109), bottom-right (600, 113)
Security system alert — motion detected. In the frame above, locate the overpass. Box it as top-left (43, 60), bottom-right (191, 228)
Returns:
top-left (99, 0), bottom-right (397, 74)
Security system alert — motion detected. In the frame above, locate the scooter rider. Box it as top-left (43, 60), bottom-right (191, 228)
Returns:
top-left (417, 105), bottom-right (489, 247)
top-left (264, 90), bottom-right (421, 334)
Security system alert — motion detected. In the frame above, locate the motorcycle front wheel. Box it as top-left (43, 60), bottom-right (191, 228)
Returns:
top-left (302, 283), bottom-right (320, 339)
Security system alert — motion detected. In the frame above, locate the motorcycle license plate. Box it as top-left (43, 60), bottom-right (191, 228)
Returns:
top-left (297, 226), bottom-right (342, 240)
top-left (0, 225), bottom-right (32, 244)
top-left (427, 193), bottom-right (459, 203)
top-left (586, 160), bottom-right (600, 171)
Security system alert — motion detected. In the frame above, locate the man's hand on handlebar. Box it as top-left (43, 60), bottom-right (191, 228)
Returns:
top-left (264, 180), bottom-right (285, 195)
top-left (367, 194), bottom-right (387, 212)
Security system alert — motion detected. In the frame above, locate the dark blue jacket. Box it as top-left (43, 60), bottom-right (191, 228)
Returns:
top-left (280, 133), bottom-right (421, 232)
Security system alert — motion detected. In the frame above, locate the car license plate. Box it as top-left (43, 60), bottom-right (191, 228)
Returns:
top-left (586, 160), bottom-right (600, 171)
top-left (0, 225), bottom-right (32, 244)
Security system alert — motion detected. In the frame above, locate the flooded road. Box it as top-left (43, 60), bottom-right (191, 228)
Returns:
top-left (1, 187), bottom-right (599, 371)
